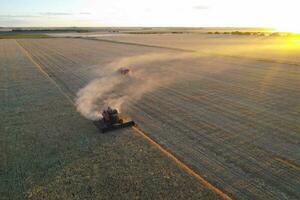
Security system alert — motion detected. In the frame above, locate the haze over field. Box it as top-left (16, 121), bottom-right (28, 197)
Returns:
top-left (75, 53), bottom-right (196, 120)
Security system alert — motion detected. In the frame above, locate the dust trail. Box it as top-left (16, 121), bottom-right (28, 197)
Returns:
top-left (75, 53), bottom-right (195, 120)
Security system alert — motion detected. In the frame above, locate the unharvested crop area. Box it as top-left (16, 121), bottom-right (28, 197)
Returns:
top-left (1, 34), bottom-right (300, 200)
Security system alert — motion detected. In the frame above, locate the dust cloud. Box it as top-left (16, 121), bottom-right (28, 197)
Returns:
top-left (75, 53), bottom-right (193, 120)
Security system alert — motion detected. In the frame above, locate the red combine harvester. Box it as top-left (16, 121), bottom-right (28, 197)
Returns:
top-left (94, 107), bottom-right (135, 133)
top-left (93, 68), bottom-right (134, 133)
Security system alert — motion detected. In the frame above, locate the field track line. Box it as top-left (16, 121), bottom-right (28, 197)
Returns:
top-left (16, 39), bottom-right (231, 200)
top-left (16, 40), bottom-right (74, 105)
top-left (82, 37), bottom-right (300, 67)
top-left (82, 38), bottom-right (195, 52)
top-left (132, 126), bottom-right (232, 200)
top-left (275, 157), bottom-right (300, 171)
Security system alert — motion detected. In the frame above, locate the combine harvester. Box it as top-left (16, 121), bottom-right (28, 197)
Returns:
top-left (94, 107), bottom-right (135, 133)
top-left (94, 67), bottom-right (135, 133)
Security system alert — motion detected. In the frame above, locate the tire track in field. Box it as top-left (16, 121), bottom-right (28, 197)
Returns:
top-left (16, 39), bottom-right (232, 200)
top-left (160, 83), bottom-right (299, 144)
top-left (131, 92), bottom-right (299, 199)
top-left (17, 40), bottom-right (87, 97)
top-left (16, 40), bottom-right (74, 105)
top-left (129, 102), bottom-right (256, 199)
top-left (149, 60), bottom-right (299, 138)
top-left (88, 37), bottom-right (300, 67)
top-left (168, 57), bottom-right (300, 97)
top-left (133, 126), bottom-right (232, 200)
top-left (275, 157), bottom-right (300, 171)
top-left (176, 57), bottom-right (300, 95)
top-left (159, 79), bottom-right (300, 160)
top-left (164, 65), bottom-right (300, 128)
top-left (85, 38), bottom-right (195, 52)
top-left (130, 106), bottom-right (247, 196)
top-left (144, 88), bottom-right (300, 179)
top-left (27, 41), bottom-right (87, 92)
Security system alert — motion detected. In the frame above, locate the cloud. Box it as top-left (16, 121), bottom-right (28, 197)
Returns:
top-left (37, 12), bottom-right (92, 16)
top-left (193, 5), bottom-right (209, 10)
top-left (0, 15), bottom-right (38, 18)
top-left (0, 12), bottom-right (92, 20)
top-left (0, 18), bottom-right (29, 26)
top-left (40, 12), bottom-right (73, 16)
top-left (79, 12), bottom-right (91, 15)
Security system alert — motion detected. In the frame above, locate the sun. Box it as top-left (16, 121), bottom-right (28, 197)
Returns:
top-left (275, 25), bottom-right (300, 33)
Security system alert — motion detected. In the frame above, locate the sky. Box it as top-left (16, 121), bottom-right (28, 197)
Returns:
top-left (0, 0), bottom-right (299, 31)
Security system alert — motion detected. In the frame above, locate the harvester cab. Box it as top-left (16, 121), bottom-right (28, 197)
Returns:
top-left (102, 107), bottom-right (123, 125)
top-left (94, 107), bottom-right (135, 133)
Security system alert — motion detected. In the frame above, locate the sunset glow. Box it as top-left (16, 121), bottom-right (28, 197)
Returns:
top-left (276, 26), bottom-right (300, 34)
top-left (0, 0), bottom-right (299, 27)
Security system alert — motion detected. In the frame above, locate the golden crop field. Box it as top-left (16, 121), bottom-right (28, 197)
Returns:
top-left (1, 32), bottom-right (299, 200)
